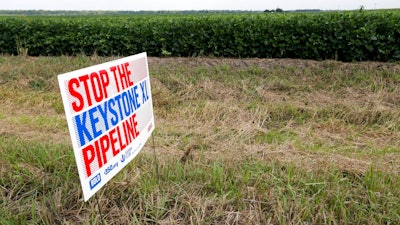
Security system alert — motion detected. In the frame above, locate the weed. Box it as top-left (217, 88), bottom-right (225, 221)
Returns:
top-left (1, 56), bottom-right (400, 224)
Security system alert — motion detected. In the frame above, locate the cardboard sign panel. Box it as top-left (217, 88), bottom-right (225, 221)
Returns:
top-left (58, 52), bottom-right (154, 201)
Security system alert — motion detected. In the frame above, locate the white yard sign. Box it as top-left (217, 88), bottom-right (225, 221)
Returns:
top-left (58, 53), bottom-right (154, 201)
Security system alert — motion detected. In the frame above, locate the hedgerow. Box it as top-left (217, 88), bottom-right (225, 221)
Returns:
top-left (1, 11), bottom-right (399, 61)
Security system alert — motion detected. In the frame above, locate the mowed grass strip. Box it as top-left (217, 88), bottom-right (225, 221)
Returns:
top-left (1, 56), bottom-right (400, 224)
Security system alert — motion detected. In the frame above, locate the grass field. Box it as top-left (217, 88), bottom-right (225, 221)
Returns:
top-left (1, 55), bottom-right (400, 224)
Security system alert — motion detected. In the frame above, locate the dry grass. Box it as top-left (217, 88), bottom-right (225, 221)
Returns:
top-left (148, 57), bottom-right (400, 174)
top-left (1, 56), bottom-right (400, 224)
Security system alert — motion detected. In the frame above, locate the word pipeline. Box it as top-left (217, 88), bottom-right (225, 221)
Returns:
top-left (66, 62), bottom-right (150, 177)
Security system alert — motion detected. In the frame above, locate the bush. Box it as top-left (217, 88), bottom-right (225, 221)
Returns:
top-left (1, 11), bottom-right (400, 61)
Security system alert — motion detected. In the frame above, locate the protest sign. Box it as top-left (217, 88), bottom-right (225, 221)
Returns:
top-left (58, 52), bottom-right (154, 201)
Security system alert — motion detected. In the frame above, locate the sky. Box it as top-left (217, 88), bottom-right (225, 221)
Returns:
top-left (1, 0), bottom-right (399, 11)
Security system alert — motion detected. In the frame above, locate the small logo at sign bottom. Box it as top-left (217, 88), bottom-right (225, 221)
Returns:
top-left (89, 173), bottom-right (101, 190)
top-left (121, 147), bottom-right (133, 163)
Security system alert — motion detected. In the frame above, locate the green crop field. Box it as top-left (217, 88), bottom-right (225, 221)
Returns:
top-left (1, 54), bottom-right (400, 224)
top-left (1, 9), bottom-right (400, 61)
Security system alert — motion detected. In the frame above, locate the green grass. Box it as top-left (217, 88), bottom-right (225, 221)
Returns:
top-left (1, 136), bottom-right (399, 224)
top-left (1, 56), bottom-right (400, 224)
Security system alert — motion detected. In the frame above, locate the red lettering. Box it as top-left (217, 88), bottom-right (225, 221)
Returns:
top-left (110, 66), bottom-right (120, 92)
top-left (125, 113), bottom-right (138, 141)
top-left (90, 72), bottom-right (103, 103)
top-left (117, 64), bottom-right (127, 90)
top-left (124, 62), bottom-right (134, 88)
top-left (78, 75), bottom-right (92, 107)
top-left (109, 128), bottom-right (119, 156)
top-left (117, 65), bottom-right (127, 90)
top-left (94, 140), bottom-right (103, 169)
top-left (81, 112), bottom-right (141, 178)
top-left (94, 139), bottom-right (102, 168)
top-left (131, 113), bottom-right (140, 137)
top-left (117, 125), bottom-right (127, 151)
top-left (100, 134), bottom-right (110, 165)
top-left (110, 62), bottom-right (133, 92)
top-left (69, 69), bottom-right (111, 112)
top-left (68, 78), bottom-right (84, 112)
top-left (99, 69), bottom-right (109, 99)
top-left (123, 119), bottom-right (131, 144)
top-left (82, 145), bottom-right (95, 177)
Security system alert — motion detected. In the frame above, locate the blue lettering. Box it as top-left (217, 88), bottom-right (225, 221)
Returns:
top-left (140, 80), bottom-right (148, 103)
top-left (114, 95), bottom-right (125, 121)
top-left (127, 87), bottom-right (138, 111)
top-left (88, 107), bottom-right (102, 140)
top-left (121, 92), bottom-right (130, 118)
top-left (108, 98), bottom-right (119, 126)
top-left (97, 102), bottom-right (109, 131)
top-left (133, 85), bottom-right (141, 109)
top-left (121, 147), bottom-right (133, 163)
top-left (121, 153), bottom-right (126, 163)
top-left (74, 84), bottom-right (147, 148)
top-left (75, 111), bottom-right (92, 147)
top-left (104, 162), bottom-right (118, 175)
